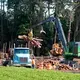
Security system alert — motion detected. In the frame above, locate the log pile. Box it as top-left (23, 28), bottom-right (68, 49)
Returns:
top-left (50, 43), bottom-right (63, 56)
top-left (35, 57), bottom-right (73, 71)
top-left (58, 64), bottom-right (72, 70)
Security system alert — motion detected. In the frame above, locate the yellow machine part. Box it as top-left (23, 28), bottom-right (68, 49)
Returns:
top-left (28, 29), bottom-right (33, 40)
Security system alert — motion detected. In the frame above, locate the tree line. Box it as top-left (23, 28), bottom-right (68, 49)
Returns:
top-left (0, 0), bottom-right (80, 55)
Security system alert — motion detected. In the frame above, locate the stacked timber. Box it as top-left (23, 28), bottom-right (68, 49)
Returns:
top-left (50, 43), bottom-right (63, 56)
top-left (35, 57), bottom-right (73, 71)
top-left (58, 64), bottom-right (72, 70)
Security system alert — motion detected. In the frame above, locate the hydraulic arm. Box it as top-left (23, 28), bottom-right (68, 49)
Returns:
top-left (34, 17), bottom-right (67, 52)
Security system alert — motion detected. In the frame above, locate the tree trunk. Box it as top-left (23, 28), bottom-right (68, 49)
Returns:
top-left (1, 0), bottom-right (3, 50)
top-left (74, 18), bottom-right (79, 41)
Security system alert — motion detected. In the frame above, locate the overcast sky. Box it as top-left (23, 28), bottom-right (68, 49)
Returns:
top-left (0, 0), bottom-right (7, 11)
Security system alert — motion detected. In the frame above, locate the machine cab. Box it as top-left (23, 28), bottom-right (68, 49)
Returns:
top-left (13, 47), bottom-right (31, 66)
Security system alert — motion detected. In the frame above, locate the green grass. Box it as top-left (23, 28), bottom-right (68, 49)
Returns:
top-left (0, 67), bottom-right (80, 80)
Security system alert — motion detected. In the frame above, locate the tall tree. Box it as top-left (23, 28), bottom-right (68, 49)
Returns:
top-left (73, 3), bottom-right (80, 41)
top-left (0, 0), bottom-right (8, 49)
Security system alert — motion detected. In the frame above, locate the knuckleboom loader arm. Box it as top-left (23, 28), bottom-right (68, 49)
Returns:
top-left (54, 17), bottom-right (67, 52)
top-left (34, 17), bottom-right (67, 52)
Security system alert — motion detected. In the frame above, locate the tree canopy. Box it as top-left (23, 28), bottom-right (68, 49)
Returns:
top-left (0, 0), bottom-right (80, 55)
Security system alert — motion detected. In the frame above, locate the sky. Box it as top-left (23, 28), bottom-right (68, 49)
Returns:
top-left (0, 0), bottom-right (7, 11)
